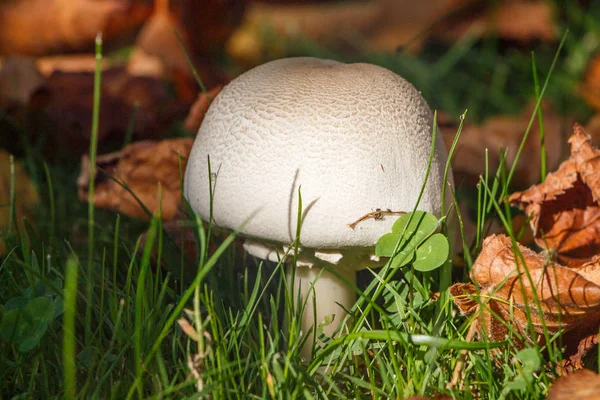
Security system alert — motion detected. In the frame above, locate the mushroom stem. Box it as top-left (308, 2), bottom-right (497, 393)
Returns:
top-left (290, 264), bottom-right (356, 358)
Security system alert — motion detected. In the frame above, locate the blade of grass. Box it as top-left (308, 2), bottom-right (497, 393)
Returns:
top-left (63, 255), bottom-right (79, 400)
top-left (504, 32), bottom-right (567, 193)
top-left (532, 52), bottom-right (547, 181)
top-left (85, 32), bottom-right (103, 344)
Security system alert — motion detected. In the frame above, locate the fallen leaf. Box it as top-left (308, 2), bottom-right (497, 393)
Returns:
top-left (509, 125), bottom-right (600, 267)
top-left (27, 67), bottom-right (189, 156)
top-left (183, 86), bottom-right (224, 134)
top-left (432, 0), bottom-right (556, 43)
top-left (547, 369), bottom-right (600, 400)
top-left (448, 282), bottom-right (478, 315)
top-left (451, 234), bottom-right (600, 371)
top-left (0, 150), bottom-right (39, 254)
top-left (442, 101), bottom-right (567, 187)
top-left (77, 138), bottom-right (193, 220)
top-left (0, 0), bottom-right (151, 56)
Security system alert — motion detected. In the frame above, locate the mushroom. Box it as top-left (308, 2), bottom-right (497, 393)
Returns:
top-left (184, 57), bottom-right (453, 356)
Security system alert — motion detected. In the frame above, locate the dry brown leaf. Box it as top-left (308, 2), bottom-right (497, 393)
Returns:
top-left (77, 138), bottom-right (193, 220)
top-left (433, 0), bottom-right (556, 43)
top-left (0, 150), bottom-right (39, 254)
top-left (451, 234), bottom-right (600, 372)
top-left (547, 369), bottom-right (600, 400)
top-left (0, 0), bottom-right (151, 56)
top-left (183, 86), bottom-right (224, 133)
top-left (509, 125), bottom-right (600, 267)
top-left (473, 235), bottom-right (600, 339)
top-left (26, 67), bottom-right (190, 156)
top-left (449, 282), bottom-right (479, 314)
top-left (441, 101), bottom-right (567, 187)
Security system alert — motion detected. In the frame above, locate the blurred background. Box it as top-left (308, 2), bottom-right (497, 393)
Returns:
top-left (2, 0), bottom-right (600, 249)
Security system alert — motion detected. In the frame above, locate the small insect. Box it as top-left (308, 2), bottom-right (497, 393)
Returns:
top-left (348, 208), bottom-right (406, 229)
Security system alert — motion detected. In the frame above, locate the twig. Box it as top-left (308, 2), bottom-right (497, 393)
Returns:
top-left (348, 209), bottom-right (406, 230)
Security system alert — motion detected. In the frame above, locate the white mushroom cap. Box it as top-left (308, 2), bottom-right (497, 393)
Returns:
top-left (184, 57), bottom-right (452, 255)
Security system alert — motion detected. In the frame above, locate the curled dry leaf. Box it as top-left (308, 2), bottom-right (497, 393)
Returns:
top-left (0, 0), bottom-right (151, 56)
top-left (547, 369), bottom-right (600, 400)
top-left (509, 125), bottom-right (600, 267)
top-left (451, 234), bottom-right (600, 371)
top-left (27, 67), bottom-right (190, 156)
top-left (183, 86), bottom-right (224, 133)
top-left (77, 138), bottom-right (193, 220)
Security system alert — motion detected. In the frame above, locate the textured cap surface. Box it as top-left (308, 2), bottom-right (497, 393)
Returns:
top-left (184, 57), bottom-right (452, 249)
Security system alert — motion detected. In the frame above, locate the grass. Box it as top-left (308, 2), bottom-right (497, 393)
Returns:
top-left (2, 3), bottom-right (600, 399)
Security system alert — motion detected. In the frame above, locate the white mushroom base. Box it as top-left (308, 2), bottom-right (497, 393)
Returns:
top-left (244, 239), bottom-right (383, 358)
top-left (291, 263), bottom-right (355, 356)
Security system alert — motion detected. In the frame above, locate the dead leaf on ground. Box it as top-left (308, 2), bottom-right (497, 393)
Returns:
top-left (26, 67), bottom-right (190, 156)
top-left (509, 125), bottom-right (600, 267)
top-left (77, 138), bottom-right (193, 220)
top-left (441, 101), bottom-right (568, 187)
top-left (183, 86), bottom-right (224, 133)
top-left (0, 0), bottom-right (151, 56)
top-left (432, 0), bottom-right (556, 43)
top-left (451, 234), bottom-right (600, 372)
top-left (0, 150), bottom-right (39, 254)
top-left (547, 369), bottom-right (600, 400)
